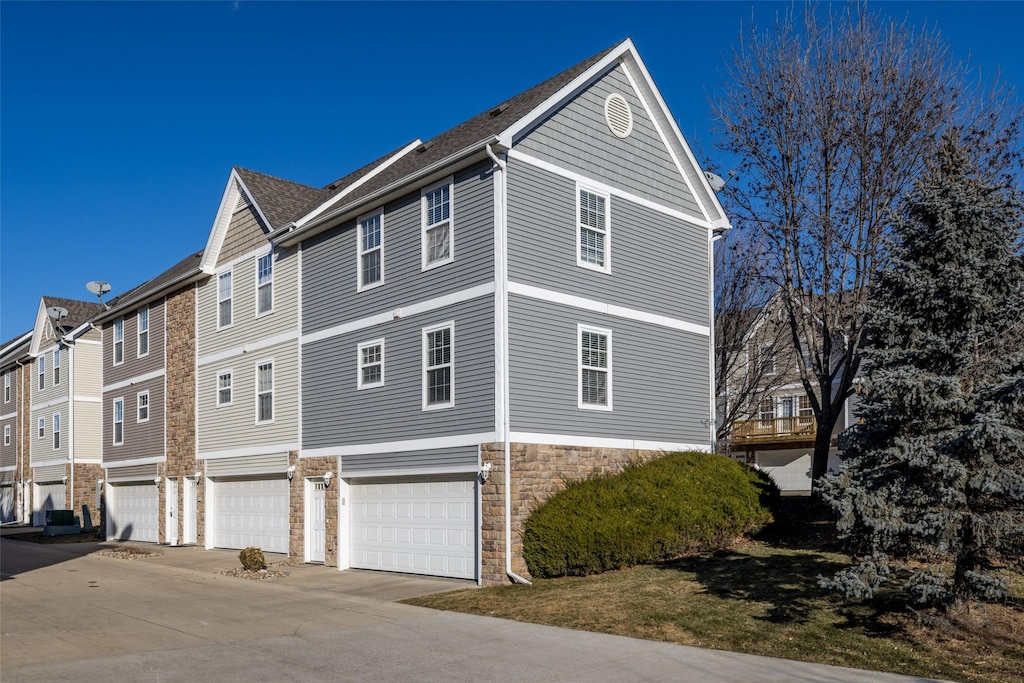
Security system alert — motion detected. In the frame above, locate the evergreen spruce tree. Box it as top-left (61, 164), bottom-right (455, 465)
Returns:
top-left (821, 134), bottom-right (1024, 609)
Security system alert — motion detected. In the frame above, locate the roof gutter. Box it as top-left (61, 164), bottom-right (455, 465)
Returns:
top-left (275, 136), bottom-right (507, 249)
top-left (93, 267), bottom-right (207, 325)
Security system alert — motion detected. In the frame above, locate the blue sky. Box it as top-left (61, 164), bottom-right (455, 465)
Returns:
top-left (2, 1), bottom-right (1021, 340)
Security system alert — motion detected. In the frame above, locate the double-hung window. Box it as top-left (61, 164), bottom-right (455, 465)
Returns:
top-left (53, 348), bottom-right (61, 386)
top-left (577, 186), bottom-right (610, 272)
top-left (757, 397), bottom-right (776, 430)
top-left (256, 361), bottom-right (274, 424)
top-left (38, 417), bottom-right (45, 439)
top-left (759, 343), bottom-right (776, 375)
top-left (3, 425), bottom-right (10, 445)
top-left (423, 323), bottom-right (453, 409)
top-left (358, 211), bottom-right (383, 290)
top-left (217, 370), bottom-right (232, 406)
top-left (257, 253), bottom-right (273, 315)
top-left (579, 326), bottom-right (612, 410)
top-left (113, 318), bottom-right (124, 365)
top-left (422, 179), bottom-right (453, 269)
top-left (53, 413), bottom-right (60, 450)
top-left (38, 356), bottom-right (46, 390)
top-left (3, 372), bottom-right (9, 403)
top-left (138, 306), bottom-right (150, 357)
top-left (113, 398), bottom-right (124, 445)
top-left (137, 391), bottom-right (149, 423)
top-left (357, 339), bottom-right (384, 389)
top-left (218, 271), bottom-right (233, 328)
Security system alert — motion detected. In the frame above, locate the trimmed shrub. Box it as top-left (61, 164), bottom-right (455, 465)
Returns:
top-left (522, 452), bottom-right (779, 578)
top-left (238, 546), bottom-right (267, 572)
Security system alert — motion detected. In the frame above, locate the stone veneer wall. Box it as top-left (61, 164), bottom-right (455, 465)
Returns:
top-left (289, 453), bottom-right (339, 567)
top-left (163, 286), bottom-right (201, 545)
top-left (72, 462), bottom-right (103, 529)
top-left (479, 442), bottom-right (661, 586)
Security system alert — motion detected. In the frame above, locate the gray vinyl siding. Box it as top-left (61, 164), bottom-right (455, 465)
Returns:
top-left (103, 376), bottom-right (165, 464)
top-left (197, 339), bottom-right (298, 454)
top-left (341, 445), bottom-right (477, 474)
top-left (508, 295), bottom-right (710, 445)
top-left (515, 63), bottom-right (702, 219)
top-left (197, 245), bottom-right (298, 357)
top-left (302, 162), bottom-right (495, 334)
top-left (105, 462), bottom-right (160, 482)
top-left (205, 452), bottom-right (289, 477)
top-left (103, 299), bottom-right (166, 385)
top-left (30, 401), bottom-right (68, 468)
top-left (1, 416), bottom-right (16, 469)
top-left (302, 296), bottom-right (494, 450)
top-left (507, 159), bottom-right (709, 327)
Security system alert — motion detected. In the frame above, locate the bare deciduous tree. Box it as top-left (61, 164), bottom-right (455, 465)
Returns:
top-left (711, 2), bottom-right (1020, 481)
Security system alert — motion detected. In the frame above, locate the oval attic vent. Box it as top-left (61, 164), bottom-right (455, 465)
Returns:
top-left (604, 93), bottom-right (633, 139)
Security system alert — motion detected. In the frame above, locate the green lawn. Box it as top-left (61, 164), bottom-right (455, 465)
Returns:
top-left (406, 503), bottom-right (1023, 683)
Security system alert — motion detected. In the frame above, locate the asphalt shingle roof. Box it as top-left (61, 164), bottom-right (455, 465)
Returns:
top-left (103, 249), bottom-right (205, 318)
top-left (40, 296), bottom-right (105, 334)
top-left (234, 169), bottom-right (323, 231)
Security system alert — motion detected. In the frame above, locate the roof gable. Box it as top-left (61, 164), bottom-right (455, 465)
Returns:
top-left (200, 169), bottom-right (274, 272)
top-left (29, 296), bottom-right (103, 356)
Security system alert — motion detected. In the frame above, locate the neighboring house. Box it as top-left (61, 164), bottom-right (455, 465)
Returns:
top-left (0, 331), bottom-right (32, 522)
top-left (94, 251), bottom-right (206, 544)
top-left (721, 298), bottom-right (851, 492)
top-left (276, 38), bottom-right (728, 583)
top-left (25, 297), bottom-right (105, 525)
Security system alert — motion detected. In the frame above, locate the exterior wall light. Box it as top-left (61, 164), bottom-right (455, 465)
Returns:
top-left (323, 470), bottom-right (334, 487)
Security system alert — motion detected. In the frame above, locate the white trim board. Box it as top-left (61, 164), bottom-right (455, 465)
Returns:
top-left (197, 329), bottom-right (299, 368)
top-left (301, 431), bottom-right (497, 459)
top-left (509, 432), bottom-right (710, 453)
top-left (508, 282), bottom-right (710, 337)
top-left (301, 282), bottom-right (494, 345)
top-left (102, 368), bottom-right (167, 393)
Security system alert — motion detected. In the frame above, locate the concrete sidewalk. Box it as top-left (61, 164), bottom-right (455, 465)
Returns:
top-left (0, 537), bottom-right (949, 683)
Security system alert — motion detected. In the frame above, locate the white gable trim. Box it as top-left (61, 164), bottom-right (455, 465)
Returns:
top-left (199, 169), bottom-right (273, 273)
top-left (293, 139), bottom-right (422, 230)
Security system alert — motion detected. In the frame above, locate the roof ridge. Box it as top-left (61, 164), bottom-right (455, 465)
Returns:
top-left (234, 166), bottom-right (321, 192)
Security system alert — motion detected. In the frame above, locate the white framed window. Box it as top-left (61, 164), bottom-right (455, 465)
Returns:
top-left (217, 370), bottom-right (233, 407)
top-left (53, 348), bottom-right (61, 386)
top-left (357, 339), bottom-right (385, 389)
top-left (779, 396), bottom-right (795, 418)
top-left (3, 372), bottom-right (9, 402)
top-left (758, 397), bottom-right (776, 428)
top-left (256, 361), bottom-right (274, 424)
top-left (38, 417), bottom-right (45, 439)
top-left (759, 344), bottom-right (776, 375)
top-left (421, 178), bottom-right (453, 270)
top-left (53, 413), bottom-right (60, 450)
top-left (137, 390), bottom-right (150, 423)
top-left (137, 305), bottom-right (150, 357)
top-left (358, 210), bottom-right (384, 290)
top-left (422, 322), bottom-right (454, 409)
top-left (577, 185), bottom-right (610, 272)
top-left (38, 355), bottom-right (46, 390)
top-left (113, 398), bottom-right (124, 445)
top-left (256, 253), bottom-right (273, 316)
top-left (3, 425), bottom-right (10, 445)
top-left (113, 318), bottom-right (124, 365)
top-left (218, 270), bottom-right (233, 329)
top-left (579, 325), bottom-right (612, 410)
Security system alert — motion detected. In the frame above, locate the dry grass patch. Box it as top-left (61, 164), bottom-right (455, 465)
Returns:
top-left (406, 502), bottom-right (1024, 682)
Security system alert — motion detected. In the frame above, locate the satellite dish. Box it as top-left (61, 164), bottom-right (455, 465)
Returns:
top-left (46, 306), bottom-right (69, 321)
top-left (704, 170), bottom-right (737, 193)
top-left (86, 281), bottom-right (111, 296)
top-left (86, 280), bottom-right (112, 310)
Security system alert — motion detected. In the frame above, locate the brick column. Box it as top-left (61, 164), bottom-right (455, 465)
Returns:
top-left (288, 453), bottom-right (339, 566)
top-left (165, 286), bottom-right (199, 545)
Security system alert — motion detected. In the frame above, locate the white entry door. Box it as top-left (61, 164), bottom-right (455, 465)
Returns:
top-left (350, 476), bottom-right (476, 580)
top-left (166, 477), bottom-right (179, 546)
top-left (307, 479), bottom-right (326, 563)
top-left (183, 477), bottom-right (198, 545)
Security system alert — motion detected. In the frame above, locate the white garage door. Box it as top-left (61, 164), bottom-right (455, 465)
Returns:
top-left (108, 483), bottom-right (160, 543)
top-left (213, 476), bottom-right (289, 554)
top-left (350, 476), bottom-right (476, 580)
top-left (1, 485), bottom-right (14, 523)
top-left (33, 482), bottom-right (66, 526)
top-left (758, 451), bottom-right (813, 492)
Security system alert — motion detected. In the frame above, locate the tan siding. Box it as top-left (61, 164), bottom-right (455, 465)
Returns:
top-left (197, 339), bottom-right (298, 454)
top-left (197, 246), bottom-right (298, 357)
top-left (73, 343), bottom-right (103, 398)
top-left (73, 401), bottom-right (102, 462)
top-left (31, 345), bottom-right (68, 407)
top-left (218, 206), bottom-right (268, 266)
top-left (1, 416), bottom-right (16, 469)
top-left (3, 367), bottom-right (17, 407)
top-left (30, 401), bottom-right (68, 468)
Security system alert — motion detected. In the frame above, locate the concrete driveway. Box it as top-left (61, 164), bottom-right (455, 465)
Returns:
top-left (0, 537), bottom-right (946, 683)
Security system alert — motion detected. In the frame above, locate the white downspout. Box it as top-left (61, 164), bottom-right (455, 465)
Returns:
top-left (709, 229), bottom-right (728, 453)
top-left (487, 142), bottom-right (531, 585)
top-left (66, 339), bottom-right (74, 514)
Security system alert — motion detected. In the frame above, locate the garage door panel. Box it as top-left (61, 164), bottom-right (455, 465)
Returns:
top-left (109, 483), bottom-right (159, 543)
top-left (213, 476), bottom-right (289, 554)
top-left (350, 476), bottom-right (475, 580)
